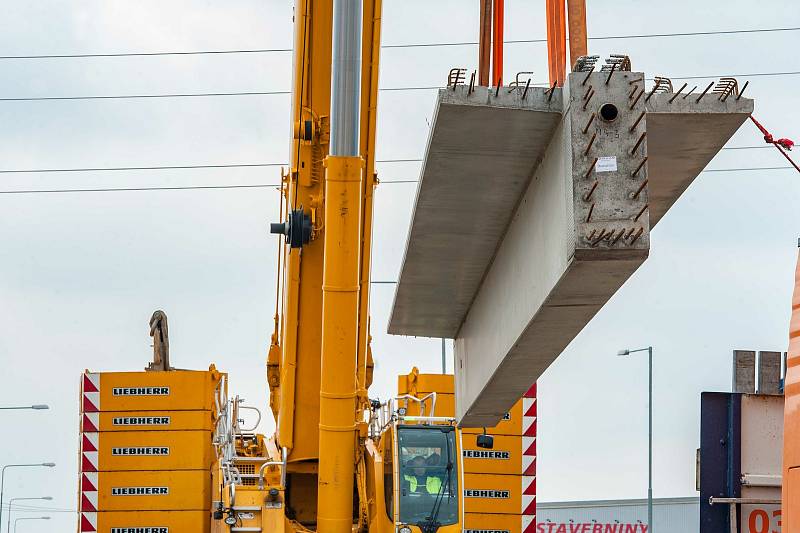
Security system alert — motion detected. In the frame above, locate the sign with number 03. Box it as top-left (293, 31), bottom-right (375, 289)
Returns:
top-left (742, 505), bottom-right (781, 533)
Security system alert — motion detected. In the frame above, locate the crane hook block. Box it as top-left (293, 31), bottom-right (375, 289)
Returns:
top-left (270, 208), bottom-right (312, 248)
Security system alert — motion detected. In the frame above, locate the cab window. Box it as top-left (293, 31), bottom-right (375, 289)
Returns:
top-left (397, 426), bottom-right (458, 526)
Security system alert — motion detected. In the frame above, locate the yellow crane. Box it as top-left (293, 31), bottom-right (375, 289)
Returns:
top-left (75, 2), bottom-right (590, 532)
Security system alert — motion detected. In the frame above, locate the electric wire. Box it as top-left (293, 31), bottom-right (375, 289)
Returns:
top-left (0, 166), bottom-right (793, 195)
top-left (0, 146), bottom-right (772, 175)
top-left (1, 71), bottom-right (796, 102)
top-left (0, 27), bottom-right (796, 59)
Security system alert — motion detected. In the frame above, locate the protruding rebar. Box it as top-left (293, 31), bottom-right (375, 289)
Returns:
top-left (736, 81), bottom-right (750, 100)
top-left (495, 78), bottom-right (502, 97)
top-left (682, 85), bottom-right (697, 99)
top-left (632, 179), bottom-right (649, 199)
top-left (582, 67), bottom-right (594, 86)
top-left (583, 85), bottom-right (594, 100)
top-left (611, 230), bottom-right (625, 245)
top-left (582, 90), bottom-right (595, 110)
top-left (586, 204), bottom-right (595, 223)
top-left (469, 71), bottom-right (476, 94)
top-left (645, 83), bottom-right (660, 103)
top-left (584, 132), bottom-right (597, 155)
top-left (630, 132), bottom-right (647, 155)
top-left (588, 229), bottom-right (597, 240)
top-left (605, 63), bottom-right (617, 85)
top-left (584, 180), bottom-right (599, 201)
top-left (630, 227), bottom-right (645, 244)
top-left (522, 78), bottom-right (531, 99)
top-left (584, 157), bottom-right (598, 178)
top-left (547, 82), bottom-right (557, 102)
top-left (629, 86), bottom-right (639, 99)
top-left (696, 81), bottom-right (714, 103)
top-left (583, 113), bottom-right (596, 134)
top-left (634, 204), bottom-right (649, 222)
top-left (630, 89), bottom-right (644, 110)
top-left (629, 112), bottom-right (645, 132)
top-left (668, 83), bottom-right (688, 103)
top-left (592, 229), bottom-right (608, 246)
top-left (631, 157), bottom-right (648, 177)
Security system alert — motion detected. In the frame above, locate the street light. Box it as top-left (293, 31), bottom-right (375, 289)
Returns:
top-left (0, 405), bottom-right (48, 411)
top-left (7, 497), bottom-right (52, 533)
top-left (13, 517), bottom-right (49, 533)
top-left (618, 346), bottom-right (654, 533)
top-left (0, 464), bottom-right (55, 530)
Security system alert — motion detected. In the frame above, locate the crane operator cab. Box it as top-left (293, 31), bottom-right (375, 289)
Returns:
top-left (366, 395), bottom-right (462, 533)
top-left (397, 426), bottom-right (458, 527)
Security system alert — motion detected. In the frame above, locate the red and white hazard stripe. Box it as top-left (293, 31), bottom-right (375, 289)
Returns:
top-left (82, 412), bottom-right (100, 432)
top-left (521, 383), bottom-right (536, 532)
top-left (82, 373), bottom-right (101, 412)
top-left (80, 512), bottom-right (97, 532)
top-left (81, 432), bottom-right (100, 472)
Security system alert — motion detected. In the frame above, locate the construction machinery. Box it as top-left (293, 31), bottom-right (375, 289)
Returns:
top-left (74, 1), bottom-right (761, 532)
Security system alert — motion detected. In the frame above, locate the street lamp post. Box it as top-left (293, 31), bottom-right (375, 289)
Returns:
top-left (13, 517), bottom-right (49, 533)
top-left (618, 346), bottom-right (653, 533)
top-left (0, 464), bottom-right (55, 532)
top-left (0, 406), bottom-right (48, 411)
top-left (6, 497), bottom-right (52, 533)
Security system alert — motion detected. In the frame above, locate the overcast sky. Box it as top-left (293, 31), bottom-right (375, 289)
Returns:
top-left (0, 1), bottom-right (798, 531)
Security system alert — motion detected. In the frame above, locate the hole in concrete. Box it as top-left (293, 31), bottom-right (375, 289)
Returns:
top-left (599, 103), bottom-right (619, 122)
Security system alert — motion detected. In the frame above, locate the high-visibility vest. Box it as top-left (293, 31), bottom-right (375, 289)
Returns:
top-left (404, 474), bottom-right (443, 494)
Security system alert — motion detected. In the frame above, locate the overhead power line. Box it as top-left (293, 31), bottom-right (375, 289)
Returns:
top-left (0, 146), bottom-right (769, 175)
top-left (1, 27), bottom-right (797, 59)
top-left (0, 166), bottom-right (794, 196)
top-left (2, 72), bottom-right (797, 102)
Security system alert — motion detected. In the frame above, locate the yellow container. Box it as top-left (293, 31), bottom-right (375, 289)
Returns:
top-left (81, 369), bottom-right (223, 413)
top-left (79, 510), bottom-right (209, 532)
top-left (463, 473), bottom-right (528, 515)
top-left (461, 400), bottom-right (524, 436)
top-left (81, 410), bottom-right (214, 433)
top-left (81, 470), bottom-right (210, 512)
top-left (398, 373), bottom-right (455, 395)
top-left (464, 512), bottom-right (526, 533)
top-left (462, 434), bottom-right (522, 475)
top-left (81, 431), bottom-right (213, 471)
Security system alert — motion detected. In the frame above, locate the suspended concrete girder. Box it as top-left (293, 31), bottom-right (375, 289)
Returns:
top-left (389, 70), bottom-right (753, 427)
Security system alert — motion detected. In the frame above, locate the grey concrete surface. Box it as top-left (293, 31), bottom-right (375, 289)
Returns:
top-left (387, 68), bottom-right (753, 426)
top-left (388, 86), bottom-right (563, 338)
top-left (646, 92), bottom-right (752, 226)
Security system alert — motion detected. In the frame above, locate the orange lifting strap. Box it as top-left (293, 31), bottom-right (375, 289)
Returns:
top-left (547, 0), bottom-right (588, 87)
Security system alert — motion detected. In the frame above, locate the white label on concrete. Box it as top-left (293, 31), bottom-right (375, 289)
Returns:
top-left (596, 156), bottom-right (618, 172)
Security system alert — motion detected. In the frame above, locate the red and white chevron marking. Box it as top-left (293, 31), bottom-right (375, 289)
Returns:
top-left (81, 432), bottom-right (100, 472)
top-left (82, 412), bottom-right (100, 432)
top-left (82, 373), bottom-right (101, 413)
top-left (80, 472), bottom-right (99, 512)
top-left (522, 382), bottom-right (537, 532)
top-left (522, 515), bottom-right (536, 533)
top-left (80, 512), bottom-right (97, 532)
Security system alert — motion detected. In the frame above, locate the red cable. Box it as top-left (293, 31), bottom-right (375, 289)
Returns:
top-left (749, 115), bottom-right (799, 173)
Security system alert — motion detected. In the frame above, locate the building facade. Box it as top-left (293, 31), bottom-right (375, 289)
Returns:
top-left (536, 497), bottom-right (699, 533)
